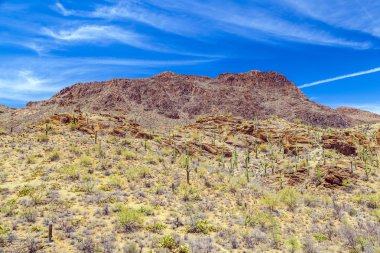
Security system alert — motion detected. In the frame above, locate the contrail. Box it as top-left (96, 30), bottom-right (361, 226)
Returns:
top-left (299, 67), bottom-right (380, 88)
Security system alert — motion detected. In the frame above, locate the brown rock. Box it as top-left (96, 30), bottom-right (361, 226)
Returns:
top-left (13, 71), bottom-right (380, 129)
top-left (323, 167), bottom-right (353, 188)
top-left (322, 134), bottom-right (357, 156)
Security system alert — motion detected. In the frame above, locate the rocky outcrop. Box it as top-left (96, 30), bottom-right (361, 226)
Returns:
top-left (20, 71), bottom-right (380, 128)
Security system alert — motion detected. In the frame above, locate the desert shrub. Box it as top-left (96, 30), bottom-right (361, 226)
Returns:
top-left (313, 233), bottom-right (328, 243)
top-left (118, 207), bottom-right (144, 232)
top-left (122, 150), bottom-right (139, 160)
top-left (77, 237), bottom-right (96, 253)
top-left (144, 152), bottom-right (159, 165)
top-left (108, 175), bottom-right (125, 189)
top-left (279, 188), bottom-right (301, 211)
top-left (80, 155), bottom-right (93, 167)
top-left (37, 133), bottom-right (48, 142)
top-left (146, 221), bottom-right (167, 233)
top-left (137, 206), bottom-right (154, 216)
top-left (17, 185), bottom-right (45, 205)
top-left (125, 165), bottom-right (151, 180)
top-left (18, 185), bottom-right (33, 197)
top-left (243, 228), bottom-right (268, 247)
top-left (245, 210), bottom-right (277, 230)
top-left (159, 235), bottom-right (177, 250)
top-left (270, 225), bottom-right (282, 248)
top-left (0, 199), bottom-right (17, 216)
top-left (226, 177), bottom-right (247, 193)
top-left (261, 193), bottom-right (280, 212)
top-left (49, 151), bottom-right (61, 161)
top-left (303, 194), bottom-right (320, 208)
top-left (77, 176), bottom-right (96, 193)
top-left (124, 242), bottom-right (140, 253)
top-left (287, 236), bottom-right (301, 253)
top-left (303, 237), bottom-right (318, 253)
top-left (158, 234), bottom-right (190, 252)
top-left (0, 128), bottom-right (5, 135)
top-left (0, 226), bottom-right (11, 236)
top-left (179, 185), bottom-right (202, 202)
top-left (21, 209), bottom-right (37, 223)
top-left (187, 219), bottom-right (214, 234)
top-left (340, 224), bottom-right (358, 249)
top-left (367, 193), bottom-right (380, 209)
top-left (61, 165), bottom-right (82, 180)
top-left (100, 235), bottom-right (116, 253)
top-left (26, 155), bottom-right (37, 164)
top-left (373, 209), bottom-right (380, 222)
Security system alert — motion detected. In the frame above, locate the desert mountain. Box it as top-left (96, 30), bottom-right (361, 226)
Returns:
top-left (2, 70), bottom-right (380, 129)
top-left (0, 105), bottom-right (12, 113)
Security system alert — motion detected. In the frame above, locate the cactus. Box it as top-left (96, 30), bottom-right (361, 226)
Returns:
top-left (315, 164), bottom-right (322, 185)
top-left (245, 148), bottom-right (250, 182)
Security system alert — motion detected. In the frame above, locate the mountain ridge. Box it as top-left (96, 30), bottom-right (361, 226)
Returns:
top-left (2, 70), bottom-right (380, 130)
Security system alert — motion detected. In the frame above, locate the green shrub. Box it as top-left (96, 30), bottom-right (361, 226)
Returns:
top-left (373, 209), bottom-right (380, 222)
top-left (0, 199), bottom-right (17, 216)
top-left (261, 193), bottom-right (280, 212)
top-left (80, 155), bottom-right (93, 167)
top-left (367, 193), bottom-right (380, 209)
top-left (279, 188), bottom-right (301, 211)
top-left (18, 185), bottom-right (33, 197)
top-left (37, 133), bottom-right (48, 142)
top-left (187, 219), bottom-right (213, 234)
top-left (144, 152), bottom-right (159, 165)
top-left (160, 235), bottom-right (176, 250)
top-left (49, 151), bottom-right (61, 161)
top-left (118, 207), bottom-right (144, 233)
top-left (122, 150), bottom-right (139, 160)
top-left (108, 175), bottom-right (125, 189)
top-left (125, 165), bottom-right (151, 180)
top-left (287, 236), bottom-right (301, 253)
top-left (61, 165), bottom-right (82, 180)
top-left (26, 156), bottom-right (37, 164)
top-left (0, 226), bottom-right (10, 236)
top-left (146, 221), bottom-right (166, 233)
top-left (245, 210), bottom-right (277, 229)
top-left (313, 233), bottom-right (328, 243)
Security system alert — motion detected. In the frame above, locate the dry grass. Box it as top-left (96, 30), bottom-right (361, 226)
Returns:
top-left (0, 114), bottom-right (379, 252)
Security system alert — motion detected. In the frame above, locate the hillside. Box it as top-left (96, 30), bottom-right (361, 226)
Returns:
top-left (0, 113), bottom-right (379, 252)
top-left (4, 70), bottom-right (378, 130)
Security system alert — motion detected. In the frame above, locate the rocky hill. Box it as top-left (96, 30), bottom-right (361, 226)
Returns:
top-left (2, 70), bottom-right (380, 130)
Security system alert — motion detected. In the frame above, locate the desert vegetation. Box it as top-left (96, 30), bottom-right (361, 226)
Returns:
top-left (0, 113), bottom-right (379, 252)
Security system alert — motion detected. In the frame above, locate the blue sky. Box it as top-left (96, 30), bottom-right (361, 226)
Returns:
top-left (0, 0), bottom-right (379, 113)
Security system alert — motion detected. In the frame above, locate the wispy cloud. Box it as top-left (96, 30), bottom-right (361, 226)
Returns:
top-left (0, 70), bottom-right (56, 101)
top-left (0, 56), bottom-right (215, 103)
top-left (42, 25), bottom-right (164, 51)
top-left (299, 67), bottom-right (380, 88)
top-left (54, 2), bottom-right (73, 16)
top-left (352, 104), bottom-right (380, 114)
top-left (282, 0), bottom-right (380, 38)
top-left (60, 0), bottom-right (371, 49)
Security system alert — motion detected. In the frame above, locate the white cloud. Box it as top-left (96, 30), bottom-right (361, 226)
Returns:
top-left (299, 67), bottom-right (380, 88)
top-left (334, 104), bottom-right (380, 114)
top-left (355, 104), bottom-right (380, 114)
top-left (50, 1), bottom-right (372, 49)
top-left (42, 25), bottom-right (162, 51)
top-left (282, 0), bottom-right (380, 38)
top-left (0, 56), bottom-right (216, 103)
top-left (90, 1), bottom-right (200, 36)
top-left (0, 70), bottom-right (56, 101)
top-left (55, 2), bottom-right (73, 16)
